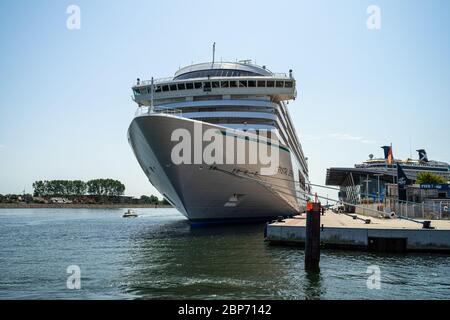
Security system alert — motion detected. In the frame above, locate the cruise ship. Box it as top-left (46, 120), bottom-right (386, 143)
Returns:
top-left (127, 60), bottom-right (309, 222)
top-left (326, 146), bottom-right (450, 209)
top-left (355, 147), bottom-right (450, 182)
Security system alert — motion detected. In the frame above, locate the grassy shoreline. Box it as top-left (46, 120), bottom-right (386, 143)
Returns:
top-left (0, 203), bottom-right (173, 209)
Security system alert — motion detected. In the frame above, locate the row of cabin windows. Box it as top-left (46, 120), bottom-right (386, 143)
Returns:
top-left (192, 117), bottom-right (276, 125)
top-left (191, 119), bottom-right (281, 142)
top-left (159, 106), bottom-right (275, 113)
top-left (134, 80), bottom-right (294, 95)
top-left (188, 116), bottom-right (295, 150)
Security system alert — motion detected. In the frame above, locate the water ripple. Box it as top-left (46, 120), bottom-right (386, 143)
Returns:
top-left (1, 208), bottom-right (450, 299)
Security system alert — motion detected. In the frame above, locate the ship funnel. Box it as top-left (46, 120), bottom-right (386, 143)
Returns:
top-left (381, 146), bottom-right (390, 159)
top-left (417, 149), bottom-right (429, 162)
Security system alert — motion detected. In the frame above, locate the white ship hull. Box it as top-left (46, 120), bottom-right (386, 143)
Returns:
top-left (128, 114), bottom-right (306, 222)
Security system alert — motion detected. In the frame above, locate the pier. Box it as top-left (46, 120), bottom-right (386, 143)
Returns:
top-left (266, 211), bottom-right (450, 252)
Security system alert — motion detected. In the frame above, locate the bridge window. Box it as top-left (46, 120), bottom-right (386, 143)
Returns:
top-left (212, 81), bottom-right (220, 88)
top-left (239, 80), bottom-right (248, 87)
top-left (221, 81), bottom-right (229, 88)
top-left (203, 82), bottom-right (212, 92)
top-left (155, 85), bottom-right (162, 93)
top-left (169, 84), bottom-right (177, 91)
top-left (248, 80), bottom-right (256, 87)
top-left (285, 81), bottom-right (293, 88)
top-left (267, 81), bottom-right (274, 87)
top-left (194, 82), bottom-right (202, 89)
top-left (229, 81), bottom-right (237, 88)
top-left (186, 83), bottom-right (194, 90)
top-left (177, 83), bottom-right (186, 90)
top-left (276, 81), bottom-right (284, 88)
top-left (162, 85), bottom-right (169, 92)
top-left (257, 81), bottom-right (266, 87)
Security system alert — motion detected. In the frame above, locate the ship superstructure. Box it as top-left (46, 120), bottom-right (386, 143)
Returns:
top-left (356, 147), bottom-right (450, 181)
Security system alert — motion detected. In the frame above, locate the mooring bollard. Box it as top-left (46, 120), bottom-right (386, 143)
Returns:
top-left (305, 201), bottom-right (321, 271)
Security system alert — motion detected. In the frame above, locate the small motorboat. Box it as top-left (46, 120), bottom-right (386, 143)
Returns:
top-left (123, 209), bottom-right (138, 218)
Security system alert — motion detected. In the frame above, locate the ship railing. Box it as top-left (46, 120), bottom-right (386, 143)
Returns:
top-left (134, 73), bottom-right (292, 86)
top-left (135, 107), bottom-right (182, 117)
top-left (270, 72), bottom-right (289, 78)
top-left (154, 108), bottom-right (183, 116)
top-left (356, 162), bottom-right (448, 169)
top-left (138, 77), bottom-right (174, 86)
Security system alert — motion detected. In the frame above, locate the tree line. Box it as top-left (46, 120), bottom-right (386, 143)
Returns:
top-left (32, 179), bottom-right (125, 197)
top-left (139, 195), bottom-right (170, 205)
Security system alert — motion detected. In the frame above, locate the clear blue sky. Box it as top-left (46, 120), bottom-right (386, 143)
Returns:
top-left (1, 0), bottom-right (449, 197)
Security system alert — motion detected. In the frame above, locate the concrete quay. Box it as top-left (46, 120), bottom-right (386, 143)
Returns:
top-left (266, 211), bottom-right (450, 252)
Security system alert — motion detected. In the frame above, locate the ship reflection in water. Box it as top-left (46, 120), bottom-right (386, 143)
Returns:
top-left (1, 208), bottom-right (450, 299)
top-left (126, 220), bottom-right (311, 299)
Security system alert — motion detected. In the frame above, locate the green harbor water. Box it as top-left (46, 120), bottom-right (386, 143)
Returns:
top-left (0, 208), bottom-right (449, 299)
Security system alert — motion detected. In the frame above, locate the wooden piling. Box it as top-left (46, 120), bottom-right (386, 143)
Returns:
top-left (305, 202), bottom-right (321, 271)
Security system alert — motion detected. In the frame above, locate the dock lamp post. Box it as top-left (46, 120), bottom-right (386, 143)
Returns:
top-left (363, 175), bottom-right (371, 203)
top-left (374, 174), bottom-right (383, 204)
